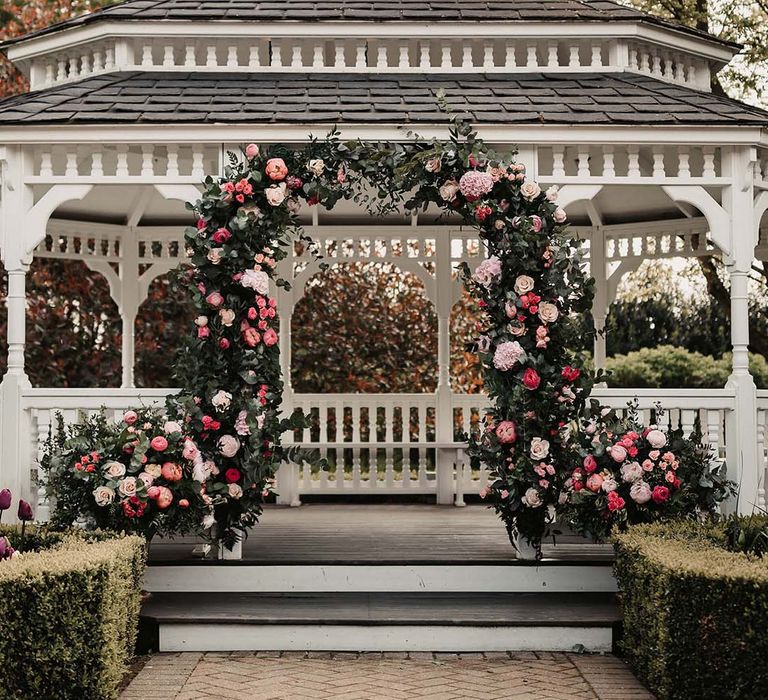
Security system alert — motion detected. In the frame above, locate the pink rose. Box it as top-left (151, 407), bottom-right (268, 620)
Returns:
top-left (586, 473), bottom-right (604, 493)
top-left (265, 157), bottom-right (288, 181)
top-left (206, 292), bottom-right (224, 307)
top-left (583, 455), bottom-right (597, 473)
top-left (156, 486), bottom-right (174, 510)
top-left (150, 436), bottom-right (169, 452)
top-left (495, 421), bottom-right (517, 444)
top-left (245, 143), bottom-right (259, 159)
top-left (522, 368), bottom-right (541, 390)
top-left (123, 410), bottom-right (138, 425)
top-left (530, 215), bottom-right (543, 233)
top-left (651, 485), bottom-right (670, 504)
top-left (553, 207), bottom-right (567, 223)
top-left (263, 328), bottom-right (278, 346)
top-left (212, 227), bottom-right (231, 243)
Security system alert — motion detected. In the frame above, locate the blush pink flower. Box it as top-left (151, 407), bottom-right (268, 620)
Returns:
top-left (206, 291), bottom-right (224, 307)
top-left (472, 256), bottom-right (502, 288)
top-left (493, 341), bottom-right (526, 371)
top-left (245, 143), bottom-right (259, 159)
top-left (265, 157), bottom-right (288, 181)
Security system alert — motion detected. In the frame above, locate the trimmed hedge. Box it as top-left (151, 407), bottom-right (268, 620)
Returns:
top-left (0, 530), bottom-right (146, 700)
top-left (605, 345), bottom-right (768, 389)
top-left (614, 522), bottom-right (768, 700)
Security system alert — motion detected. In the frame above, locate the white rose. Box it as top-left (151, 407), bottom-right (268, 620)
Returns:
top-left (219, 308), bottom-right (236, 327)
top-left (530, 437), bottom-right (550, 460)
top-left (646, 429), bottom-right (667, 449)
top-left (93, 486), bottom-right (115, 507)
top-left (522, 487), bottom-right (543, 508)
top-left (163, 421), bottom-right (182, 434)
top-left (138, 472), bottom-right (154, 487)
top-left (241, 268), bottom-right (270, 295)
top-left (621, 461), bottom-right (644, 483)
top-left (307, 159), bottom-right (325, 176)
top-left (538, 301), bottom-right (559, 323)
top-left (145, 463), bottom-right (162, 478)
top-left (601, 477), bottom-right (618, 493)
top-left (218, 434), bottom-right (241, 458)
top-left (553, 207), bottom-right (567, 224)
top-left (207, 248), bottom-right (224, 265)
top-left (192, 456), bottom-right (210, 483)
top-left (514, 275), bottom-right (535, 295)
top-left (211, 390), bottom-right (232, 411)
top-left (118, 477), bottom-right (138, 498)
top-left (265, 182), bottom-right (287, 206)
top-left (102, 461), bottom-right (126, 479)
top-left (520, 180), bottom-right (541, 201)
top-left (508, 322), bottom-right (526, 337)
top-left (228, 483), bottom-right (243, 499)
top-left (425, 156), bottom-right (442, 173)
top-left (439, 179), bottom-right (460, 202)
top-left (630, 480), bottom-right (653, 504)
top-left (545, 185), bottom-right (559, 202)
top-left (195, 315), bottom-right (208, 327)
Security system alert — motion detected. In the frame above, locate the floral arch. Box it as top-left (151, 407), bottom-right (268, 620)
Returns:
top-left (172, 120), bottom-right (595, 549)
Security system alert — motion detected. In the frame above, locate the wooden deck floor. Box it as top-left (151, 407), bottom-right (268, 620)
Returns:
top-left (148, 504), bottom-right (611, 563)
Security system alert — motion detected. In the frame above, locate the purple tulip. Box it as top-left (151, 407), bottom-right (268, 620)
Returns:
top-left (17, 499), bottom-right (33, 522)
top-left (0, 537), bottom-right (7, 559)
top-left (0, 489), bottom-right (11, 511)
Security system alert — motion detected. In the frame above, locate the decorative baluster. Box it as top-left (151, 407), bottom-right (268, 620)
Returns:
top-left (205, 45), bottom-right (217, 67)
top-left (591, 44), bottom-right (602, 67)
top-left (166, 144), bottom-right (179, 177)
top-left (686, 62), bottom-right (696, 86)
top-left (628, 46), bottom-right (638, 70)
top-left (652, 148), bottom-right (665, 178)
top-left (355, 44), bottom-right (366, 68)
top-left (441, 45), bottom-right (452, 68)
top-left (65, 150), bottom-right (78, 177)
top-left (81, 53), bottom-right (91, 76)
top-left (757, 410), bottom-right (767, 507)
top-left (163, 45), bottom-right (175, 67)
top-left (663, 54), bottom-right (674, 80)
top-left (399, 45), bottom-right (409, 69)
top-left (90, 151), bottom-right (103, 177)
top-left (248, 44), bottom-right (260, 68)
top-left (577, 149), bottom-right (590, 178)
top-left (702, 146), bottom-right (716, 178)
top-left (313, 44), bottom-right (324, 68)
top-left (94, 49), bottom-right (105, 72)
top-left (105, 46), bottom-right (115, 70)
top-left (69, 55), bottom-right (79, 78)
top-left (191, 148), bottom-right (205, 179)
top-left (334, 44), bottom-right (345, 68)
top-left (674, 56), bottom-right (686, 83)
top-left (419, 44), bottom-right (431, 69)
top-left (547, 42), bottom-right (558, 68)
top-left (677, 147), bottom-right (690, 178)
top-left (652, 52), bottom-right (662, 78)
top-left (351, 402), bottom-right (361, 488)
top-left (291, 45), bottom-right (302, 68)
top-left (141, 145), bottom-right (154, 177)
top-left (526, 44), bottom-right (538, 67)
top-left (34, 411), bottom-right (52, 522)
top-left (640, 49), bottom-right (650, 73)
top-left (335, 401), bottom-right (345, 489)
top-left (418, 403), bottom-right (428, 486)
top-left (627, 145), bottom-right (640, 177)
top-left (184, 44), bottom-right (196, 67)
top-left (44, 63), bottom-right (54, 86)
top-left (384, 404), bottom-right (395, 488)
top-left (271, 42), bottom-right (283, 68)
top-left (39, 150), bottom-right (53, 177)
top-left (602, 146), bottom-right (615, 177)
top-left (681, 409), bottom-right (696, 439)
top-left (504, 43), bottom-right (516, 68)
top-left (462, 43), bottom-right (473, 68)
top-left (141, 44), bottom-right (154, 67)
top-left (552, 146), bottom-right (565, 178)
top-left (568, 44), bottom-right (580, 68)
top-left (56, 58), bottom-right (67, 82)
top-left (376, 45), bottom-right (387, 69)
top-left (483, 44), bottom-right (494, 68)
top-left (400, 403), bottom-right (410, 488)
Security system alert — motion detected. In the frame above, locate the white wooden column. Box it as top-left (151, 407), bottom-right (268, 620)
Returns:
top-left (119, 227), bottom-right (139, 388)
top-left (590, 226), bottom-right (608, 375)
top-left (435, 231), bottom-right (454, 504)
top-left (723, 146), bottom-right (759, 513)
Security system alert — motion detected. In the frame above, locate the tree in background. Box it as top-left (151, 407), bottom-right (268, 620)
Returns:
top-left (291, 262), bottom-right (438, 393)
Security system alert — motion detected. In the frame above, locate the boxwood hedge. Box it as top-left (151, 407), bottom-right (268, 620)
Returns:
top-left (0, 529), bottom-right (146, 700)
top-left (614, 521), bottom-right (768, 700)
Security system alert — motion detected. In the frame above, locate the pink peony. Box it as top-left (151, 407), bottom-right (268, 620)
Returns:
top-left (610, 444), bottom-right (628, 463)
top-left (161, 462), bottom-right (182, 482)
top-left (583, 455), bottom-right (598, 473)
top-left (265, 158), bottom-right (288, 181)
top-left (156, 486), bottom-right (173, 509)
top-left (646, 429), bottom-right (667, 449)
top-left (245, 143), bottom-right (259, 159)
top-left (472, 256), bottom-right (502, 288)
top-left (150, 436), bottom-right (169, 452)
top-left (459, 170), bottom-right (494, 201)
top-left (586, 473), bottom-right (603, 493)
top-left (495, 421), bottom-right (517, 444)
top-left (493, 341), bottom-right (526, 371)
top-left (123, 410), bottom-right (138, 425)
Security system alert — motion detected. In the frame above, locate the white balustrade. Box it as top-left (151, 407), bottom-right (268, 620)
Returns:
top-left (757, 391), bottom-right (768, 509)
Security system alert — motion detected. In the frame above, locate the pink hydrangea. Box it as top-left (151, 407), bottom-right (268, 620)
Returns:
top-left (459, 170), bottom-right (494, 202)
top-left (493, 341), bottom-right (526, 371)
top-left (472, 256), bottom-right (502, 288)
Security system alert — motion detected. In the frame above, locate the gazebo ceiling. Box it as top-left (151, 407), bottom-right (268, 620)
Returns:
top-left (2, 72), bottom-right (767, 127)
top-left (0, 0), bottom-right (737, 49)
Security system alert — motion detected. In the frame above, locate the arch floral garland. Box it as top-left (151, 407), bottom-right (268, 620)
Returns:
top-left (173, 120), bottom-right (595, 548)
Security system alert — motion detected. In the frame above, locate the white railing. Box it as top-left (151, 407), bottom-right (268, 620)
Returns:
top-left (17, 386), bottom-right (744, 517)
top-left (757, 390), bottom-right (768, 508)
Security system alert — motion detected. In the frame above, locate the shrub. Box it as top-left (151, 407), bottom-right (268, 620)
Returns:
top-left (606, 345), bottom-right (768, 389)
top-left (0, 531), bottom-right (145, 700)
top-left (614, 521), bottom-right (768, 700)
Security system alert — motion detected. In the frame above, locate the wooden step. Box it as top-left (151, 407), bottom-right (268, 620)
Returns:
top-left (141, 592), bottom-right (619, 653)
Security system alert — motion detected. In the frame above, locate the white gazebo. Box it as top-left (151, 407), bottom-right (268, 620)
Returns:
top-left (1, 0), bottom-right (768, 518)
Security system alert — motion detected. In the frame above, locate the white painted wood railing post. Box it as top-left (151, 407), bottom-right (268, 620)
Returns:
top-left (434, 232), bottom-right (455, 504)
top-left (119, 226), bottom-right (139, 388)
top-left (590, 226), bottom-right (608, 378)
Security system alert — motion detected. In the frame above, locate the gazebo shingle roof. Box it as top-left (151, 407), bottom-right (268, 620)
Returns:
top-left (0, 0), bottom-right (738, 49)
top-left (0, 72), bottom-right (766, 127)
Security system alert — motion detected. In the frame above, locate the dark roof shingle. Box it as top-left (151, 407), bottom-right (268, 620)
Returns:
top-left (1, 0), bottom-right (738, 49)
top-left (0, 72), bottom-right (765, 127)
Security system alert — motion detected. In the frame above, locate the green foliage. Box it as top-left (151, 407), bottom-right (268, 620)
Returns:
top-left (614, 521), bottom-right (768, 700)
top-left (0, 531), bottom-right (145, 700)
top-left (724, 512), bottom-right (768, 557)
top-left (605, 345), bottom-right (768, 389)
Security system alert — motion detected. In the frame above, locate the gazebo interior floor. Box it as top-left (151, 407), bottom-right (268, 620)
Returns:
top-left (147, 504), bottom-right (612, 564)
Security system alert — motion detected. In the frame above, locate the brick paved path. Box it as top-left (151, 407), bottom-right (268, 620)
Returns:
top-left (120, 651), bottom-right (654, 700)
